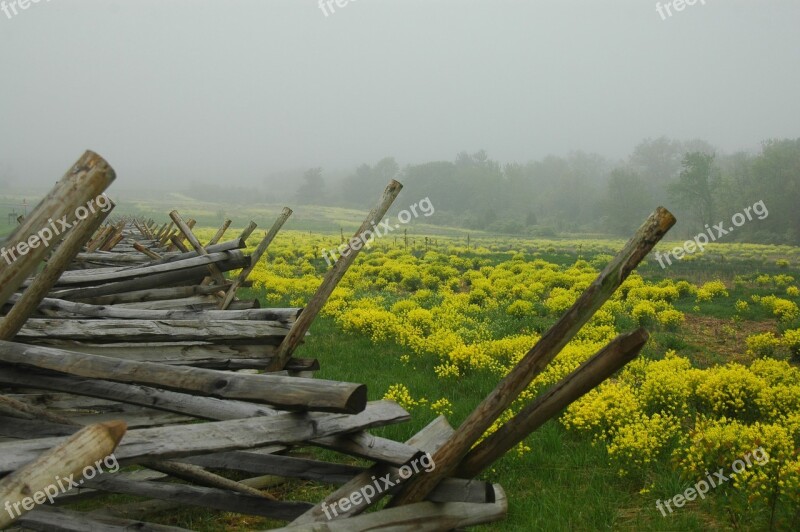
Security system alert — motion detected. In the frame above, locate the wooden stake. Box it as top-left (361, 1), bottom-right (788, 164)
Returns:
top-left (0, 421), bottom-right (127, 528)
top-left (169, 211), bottom-right (226, 286)
top-left (267, 180), bottom-right (403, 371)
top-left (0, 151), bottom-right (115, 306)
top-left (207, 219), bottom-right (232, 246)
top-left (0, 199), bottom-right (114, 340)
top-left (456, 328), bottom-right (649, 478)
top-left (220, 208), bottom-right (292, 310)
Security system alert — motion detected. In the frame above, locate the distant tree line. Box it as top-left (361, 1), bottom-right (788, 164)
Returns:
top-left (290, 137), bottom-right (799, 244)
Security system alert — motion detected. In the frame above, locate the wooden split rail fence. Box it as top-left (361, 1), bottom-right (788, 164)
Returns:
top-left (0, 151), bottom-right (676, 531)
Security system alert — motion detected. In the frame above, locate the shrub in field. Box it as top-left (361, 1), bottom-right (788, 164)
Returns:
top-left (676, 279), bottom-right (698, 297)
top-left (628, 284), bottom-right (680, 302)
top-left (383, 383), bottom-right (425, 410)
top-left (506, 299), bottom-right (535, 318)
top-left (755, 294), bottom-right (800, 322)
top-left (657, 308), bottom-right (685, 330)
top-left (783, 328), bottom-right (800, 358)
top-left (563, 352), bottom-right (800, 508)
top-left (787, 285), bottom-right (800, 297)
top-left (544, 287), bottom-right (579, 314)
top-left (696, 280), bottom-right (729, 302)
top-left (631, 300), bottom-right (657, 325)
top-left (695, 364), bottom-right (767, 420)
top-left (746, 332), bottom-right (783, 358)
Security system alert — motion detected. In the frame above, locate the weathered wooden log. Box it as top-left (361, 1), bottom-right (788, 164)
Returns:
top-left (8, 341), bottom-right (299, 368)
top-left (207, 219), bottom-right (232, 246)
top-left (390, 207), bottom-right (676, 506)
top-left (155, 222), bottom-right (168, 239)
top-left (38, 250), bottom-right (246, 287)
top-left (0, 367), bottom-right (277, 420)
top-left (456, 328), bottom-right (649, 478)
top-left (0, 201), bottom-right (113, 340)
top-left (0, 341), bottom-right (364, 412)
top-left (169, 234), bottom-right (189, 252)
top-left (86, 226), bottom-right (114, 253)
top-left (292, 416), bottom-right (453, 524)
top-left (18, 506), bottom-right (190, 531)
top-left (0, 393), bottom-right (80, 425)
top-left (183, 452), bottom-right (493, 505)
top-left (0, 412), bottom-right (189, 438)
top-left (170, 210), bottom-right (227, 286)
top-left (166, 219), bottom-right (195, 252)
top-left (158, 227), bottom-right (176, 247)
top-left (311, 432), bottom-right (423, 466)
top-left (0, 151), bottom-right (116, 306)
top-left (275, 484), bottom-right (507, 531)
top-left (83, 475), bottom-right (309, 520)
top-left (0, 401), bottom-right (409, 473)
top-left (16, 318), bottom-right (291, 343)
top-left (141, 460), bottom-right (276, 500)
top-left (133, 242), bottom-right (161, 260)
top-left (221, 207), bottom-right (292, 310)
top-left (147, 238), bottom-right (247, 266)
top-left (69, 238), bottom-right (243, 269)
top-left (238, 221), bottom-right (258, 242)
top-left (99, 224), bottom-right (125, 251)
top-left (0, 421), bottom-right (126, 528)
top-left (49, 255), bottom-right (250, 299)
top-left (186, 451), bottom-right (362, 485)
top-left (72, 284), bottom-right (230, 305)
top-left (159, 221), bottom-right (174, 241)
top-left (108, 296), bottom-right (259, 311)
top-left (28, 297), bottom-right (301, 322)
top-left (269, 180), bottom-right (403, 371)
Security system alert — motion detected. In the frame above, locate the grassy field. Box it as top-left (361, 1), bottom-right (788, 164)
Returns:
top-left (142, 221), bottom-right (798, 531)
top-left (6, 198), bottom-right (799, 530)
top-left (228, 240), bottom-right (797, 531)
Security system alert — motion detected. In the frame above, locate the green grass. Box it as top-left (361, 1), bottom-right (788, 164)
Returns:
top-left (232, 287), bottom-right (785, 531)
top-left (23, 199), bottom-right (795, 530)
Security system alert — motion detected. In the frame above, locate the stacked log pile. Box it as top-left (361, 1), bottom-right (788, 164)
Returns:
top-left (0, 151), bottom-right (676, 531)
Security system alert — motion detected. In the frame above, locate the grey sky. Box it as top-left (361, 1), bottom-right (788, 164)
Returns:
top-left (1, 0), bottom-right (798, 190)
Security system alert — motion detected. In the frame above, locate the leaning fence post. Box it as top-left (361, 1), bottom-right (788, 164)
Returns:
top-left (267, 180), bottom-right (403, 371)
top-left (0, 151), bottom-right (116, 307)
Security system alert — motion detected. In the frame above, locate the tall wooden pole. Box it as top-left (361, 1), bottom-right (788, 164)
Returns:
top-left (267, 181), bottom-right (403, 371)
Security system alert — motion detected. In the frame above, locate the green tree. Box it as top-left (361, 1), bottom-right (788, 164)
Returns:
top-left (668, 152), bottom-right (718, 230)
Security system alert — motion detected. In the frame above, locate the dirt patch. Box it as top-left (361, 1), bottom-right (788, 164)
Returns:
top-left (680, 314), bottom-right (777, 366)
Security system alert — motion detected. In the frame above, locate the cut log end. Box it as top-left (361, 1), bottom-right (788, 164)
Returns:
top-left (343, 384), bottom-right (368, 415)
top-left (99, 420), bottom-right (128, 445)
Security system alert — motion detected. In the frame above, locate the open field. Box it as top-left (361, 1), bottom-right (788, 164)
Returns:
top-left (5, 200), bottom-right (799, 530)
top-left (125, 219), bottom-right (798, 531)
